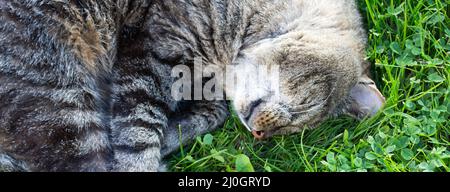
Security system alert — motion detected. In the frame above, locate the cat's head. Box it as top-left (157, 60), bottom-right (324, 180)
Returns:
top-left (228, 31), bottom-right (385, 139)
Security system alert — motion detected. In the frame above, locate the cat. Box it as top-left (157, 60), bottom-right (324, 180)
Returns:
top-left (147, 0), bottom-right (385, 139)
top-left (0, 0), bottom-right (384, 172)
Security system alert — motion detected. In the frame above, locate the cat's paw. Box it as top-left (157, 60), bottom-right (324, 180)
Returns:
top-left (113, 149), bottom-right (161, 172)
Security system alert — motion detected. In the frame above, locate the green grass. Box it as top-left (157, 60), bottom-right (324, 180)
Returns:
top-left (167, 0), bottom-right (450, 172)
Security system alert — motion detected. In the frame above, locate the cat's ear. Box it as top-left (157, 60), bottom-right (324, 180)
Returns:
top-left (347, 75), bottom-right (385, 118)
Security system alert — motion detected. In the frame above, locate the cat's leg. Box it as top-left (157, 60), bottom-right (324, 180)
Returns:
top-left (0, 65), bottom-right (113, 172)
top-left (162, 100), bottom-right (229, 157)
top-left (111, 29), bottom-right (176, 172)
top-left (0, 2), bottom-right (116, 171)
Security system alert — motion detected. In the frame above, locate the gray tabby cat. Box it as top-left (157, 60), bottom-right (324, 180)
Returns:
top-left (0, 0), bottom-right (384, 172)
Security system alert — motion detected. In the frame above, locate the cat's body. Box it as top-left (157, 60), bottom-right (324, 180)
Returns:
top-left (1, 0), bottom-right (154, 171)
top-left (0, 0), bottom-right (383, 171)
top-left (0, 0), bottom-right (231, 172)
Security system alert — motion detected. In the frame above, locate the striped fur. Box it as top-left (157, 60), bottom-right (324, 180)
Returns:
top-left (0, 0), bottom-right (118, 171)
top-left (0, 0), bottom-right (230, 172)
top-left (0, 0), bottom-right (166, 172)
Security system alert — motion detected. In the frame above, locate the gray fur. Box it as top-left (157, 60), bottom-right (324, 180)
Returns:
top-left (0, 0), bottom-right (169, 172)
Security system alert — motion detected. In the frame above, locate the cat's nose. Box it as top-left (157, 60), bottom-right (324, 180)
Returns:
top-left (252, 130), bottom-right (265, 140)
top-left (248, 107), bottom-right (292, 139)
